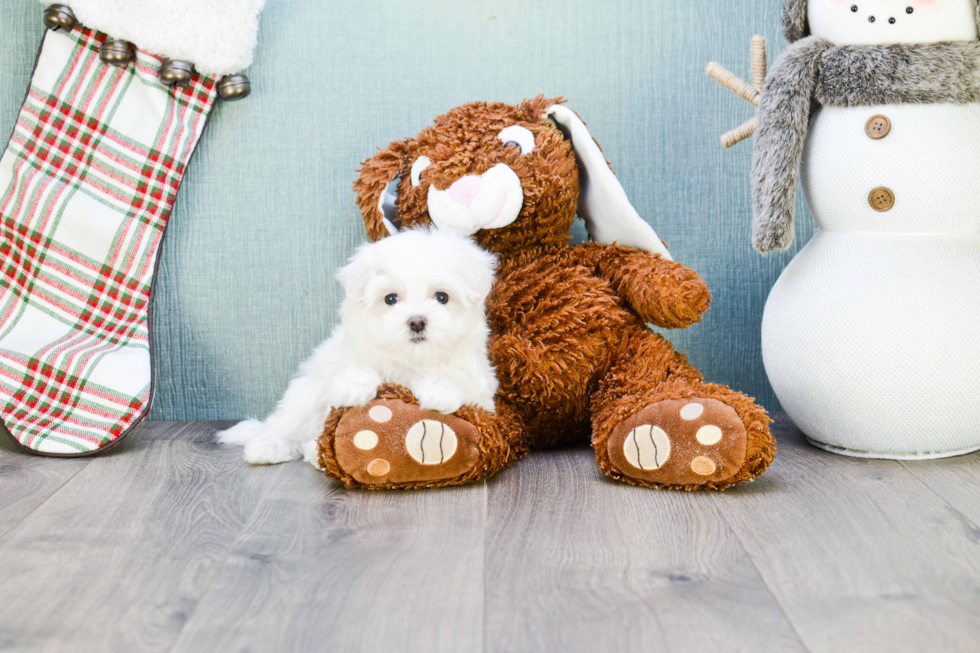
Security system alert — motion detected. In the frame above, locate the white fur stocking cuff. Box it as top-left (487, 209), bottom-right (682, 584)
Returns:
top-left (39, 0), bottom-right (266, 76)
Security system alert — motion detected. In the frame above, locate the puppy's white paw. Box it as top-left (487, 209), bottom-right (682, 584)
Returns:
top-left (216, 419), bottom-right (268, 447)
top-left (329, 367), bottom-right (383, 407)
top-left (412, 377), bottom-right (465, 414)
top-left (243, 436), bottom-right (295, 465)
top-left (301, 439), bottom-right (324, 470)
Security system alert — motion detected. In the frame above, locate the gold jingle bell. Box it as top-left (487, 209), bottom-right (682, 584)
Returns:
top-left (218, 75), bottom-right (251, 101)
top-left (99, 40), bottom-right (135, 67)
top-left (160, 60), bottom-right (194, 88)
top-left (43, 4), bottom-right (77, 31)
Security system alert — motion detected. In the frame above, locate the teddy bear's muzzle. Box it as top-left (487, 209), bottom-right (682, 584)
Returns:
top-left (426, 163), bottom-right (524, 235)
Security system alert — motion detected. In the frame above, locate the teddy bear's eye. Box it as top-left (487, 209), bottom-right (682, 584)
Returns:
top-left (410, 156), bottom-right (431, 187)
top-left (385, 293), bottom-right (399, 306)
top-left (497, 125), bottom-right (535, 155)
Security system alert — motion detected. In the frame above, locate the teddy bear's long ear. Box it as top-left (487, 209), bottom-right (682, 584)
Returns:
top-left (353, 139), bottom-right (413, 241)
top-left (545, 105), bottom-right (672, 260)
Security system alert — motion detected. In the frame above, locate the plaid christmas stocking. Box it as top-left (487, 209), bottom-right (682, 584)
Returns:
top-left (0, 2), bottom-right (263, 456)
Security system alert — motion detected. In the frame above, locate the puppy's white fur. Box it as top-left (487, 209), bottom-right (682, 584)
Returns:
top-left (217, 228), bottom-right (499, 467)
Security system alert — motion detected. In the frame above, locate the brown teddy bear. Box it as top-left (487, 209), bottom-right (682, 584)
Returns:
top-left (317, 96), bottom-right (775, 491)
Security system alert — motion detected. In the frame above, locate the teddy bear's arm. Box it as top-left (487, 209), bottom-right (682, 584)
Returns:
top-left (572, 243), bottom-right (711, 329)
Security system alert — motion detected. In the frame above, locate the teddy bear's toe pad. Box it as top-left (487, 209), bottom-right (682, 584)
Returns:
top-left (607, 398), bottom-right (747, 487)
top-left (334, 399), bottom-right (482, 486)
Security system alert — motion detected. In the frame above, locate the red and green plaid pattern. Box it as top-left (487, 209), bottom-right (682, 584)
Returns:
top-left (0, 25), bottom-right (218, 454)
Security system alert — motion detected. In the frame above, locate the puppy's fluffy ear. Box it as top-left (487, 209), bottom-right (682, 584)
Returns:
top-left (353, 139), bottom-right (414, 242)
top-left (336, 244), bottom-right (377, 302)
top-left (456, 240), bottom-right (498, 306)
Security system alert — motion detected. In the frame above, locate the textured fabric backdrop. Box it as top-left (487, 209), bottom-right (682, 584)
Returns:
top-left (0, 0), bottom-right (813, 420)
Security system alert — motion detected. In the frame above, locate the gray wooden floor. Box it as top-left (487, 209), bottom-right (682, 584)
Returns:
top-left (1, 415), bottom-right (979, 653)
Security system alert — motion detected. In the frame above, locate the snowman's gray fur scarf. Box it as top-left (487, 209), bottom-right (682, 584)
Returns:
top-left (751, 38), bottom-right (980, 253)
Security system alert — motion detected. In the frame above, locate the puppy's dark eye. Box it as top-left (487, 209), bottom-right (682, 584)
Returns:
top-left (385, 294), bottom-right (399, 306)
top-left (851, 5), bottom-right (858, 12)
top-left (434, 292), bottom-right (449, 305)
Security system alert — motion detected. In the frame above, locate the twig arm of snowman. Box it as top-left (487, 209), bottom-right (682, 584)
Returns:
top-left (706, 35), bottom-right (767, 148)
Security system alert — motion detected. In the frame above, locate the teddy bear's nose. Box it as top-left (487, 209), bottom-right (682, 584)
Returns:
top-left (408, 316), bottom-right (427, 333)
top-left (447, 175), bottom-right (482, 208)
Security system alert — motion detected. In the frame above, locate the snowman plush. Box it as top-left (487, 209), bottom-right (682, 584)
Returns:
top-left (753, 0), bottom-right (980, 458)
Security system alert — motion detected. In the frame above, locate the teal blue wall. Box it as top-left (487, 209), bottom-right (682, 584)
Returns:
top-left (0, 0), bottom-right (814, 420)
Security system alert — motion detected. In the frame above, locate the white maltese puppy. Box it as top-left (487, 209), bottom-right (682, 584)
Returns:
top-left (217, 228), bottom-right (498, 467)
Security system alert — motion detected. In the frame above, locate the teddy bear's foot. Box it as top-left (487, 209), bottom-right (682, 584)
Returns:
top-left (605, 398), bottom-right (749, 489)
top-left (324, 399), bottom-right (487, 488)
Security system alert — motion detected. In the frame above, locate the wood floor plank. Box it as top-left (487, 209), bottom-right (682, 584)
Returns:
top-left (5, 417), bottom-right (978, 653)
top-left (717, 415), bottom-right (980, 653)
top-left (897, 452), bottom-right (980, 527)
top-left (0, 435), bottom-right (89, 538)
top-left (170, 460), bottom-right (486, 653)
top-left (0, 422), bottom-right (279, 653)
top-left (484, 447), bottom-right (805, 653)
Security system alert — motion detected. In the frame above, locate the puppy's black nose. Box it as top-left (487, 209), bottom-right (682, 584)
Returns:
top-left (408, 316), bottom-right (427, 333)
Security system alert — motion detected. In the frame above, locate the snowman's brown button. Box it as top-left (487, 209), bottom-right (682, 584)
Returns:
top-left (869, 187), bottom-right (896, 212)
top-left (865, 115), bottom-right (891, 140)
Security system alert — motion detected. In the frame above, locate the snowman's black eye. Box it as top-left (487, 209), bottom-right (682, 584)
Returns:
top-left (907, 6), bottom-right (914, 14)
top-left (851, 5), bottom-right (859, 12)
top-left (869, 15), bottom-right (876, 22)
top-left (889, 17), bottom-right (896, 24)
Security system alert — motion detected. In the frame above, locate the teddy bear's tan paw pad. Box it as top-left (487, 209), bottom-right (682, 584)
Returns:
top-left (334, 400), bottom-right (481, 486)
top-left (607, 398), bottom-right (747, 487)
